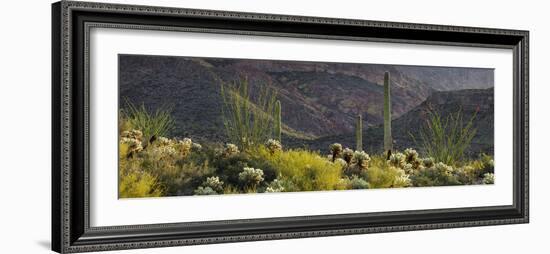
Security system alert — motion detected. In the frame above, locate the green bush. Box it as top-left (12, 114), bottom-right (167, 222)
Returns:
top-left (364, 156), bottom-right (411, 188)
top-left (410, 162), bottom-right (461, 187)
top-left (254, 146), bottom-right (344, 191)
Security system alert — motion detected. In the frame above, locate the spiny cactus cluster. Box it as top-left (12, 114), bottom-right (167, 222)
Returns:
top-left (239, 167), bottom-right (265, 188)
top-left (265, 179), bottom-right (285, 193)
top-left (423, 157), bottom-right (435, 168)
top-left (223, 143), bottom-right (240, 157)
top-left (265, 139), bottom-right (283, 154)
top-left (120, 129), bottom-right (144, 154)
top-left (388, 152), bottom-right (407, 168)
top-left (203, 176), bottom-right (224, 193)
top-left (329, 143), bottom-right (343, 162)
top-left (482, 173), bottom-right (495, 184)
top-left (178, 138), bottom-right (193, 157)
top-left (151, 145), bottom-right (177, 158)
top-left (342, 148), bottom-right (354, 164)
top-left (351, 150), bottom-right (371, 170)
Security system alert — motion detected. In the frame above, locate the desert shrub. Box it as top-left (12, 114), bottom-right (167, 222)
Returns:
top-left (412, 108), bottom-right (477, 166)
top-left (194, 186), bottom-right (218, 195)
top-left (364, 156), bottom-right (411, 188)
top-left (348, 175), bottom-right (370, 189)
top-left (128, 139), bottom-right (215, 196)
top-left (410, 162), bottom-right (461, 187)
top-left (468, 154), bottom-right (494, 178)
top-left (212, 148), bottom-right (276, 188)
top-left (119, 137), bottom-right (164, 198)
top-left (255, 147), bottom-right (344, 191)
top-left (122, 98), bottom-right (174, 145)
top-left (222, 185), bottom-right (241, 194)
top-left (119, 170), bottom-right (164, 198)
top-left (155, 160), bottom-right (214, 196)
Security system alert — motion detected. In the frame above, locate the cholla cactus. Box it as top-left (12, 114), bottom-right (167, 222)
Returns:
top-left (120, 129), bottom-right (144, 155)
top-left (223, 143), bottom-right (240, 157)
top-left (403, 163), bottom-right (414, 175)
top-left (388, 152), bottom-right (406, 168)
top-left (151, 145), bottom-right (177, 158)
top-left (422, 157), bottom-right (435, 168)
top-left (392, 167), bottom-right (412, 187)
top-left (265, 139), bottom-right (283, 154)
top-left (329, 143), bottom-right (343, 162)
top-left (192, 142), bottom-right (202, 151)
top-left (265, 179), bottom-right (285, 193)
top-left (194, 186), bottom-right (218, 195)
top-left (120, 137), bottom-right (143, 154)
top-left (403, 148), bottom-right (419, 163)
top-left (157, 136), bottom-right (173, 146)
top-left (178, 138), bottom-right (193, 157)
top-left (434, 162), bottom-right (454, 176)
top-left (203, 176), bottom-right (224, 193)
top-left (121, 129), bottom-right (143, 140)
top-left (351, 151), bottom-right (371, 170)
top-left (483, 173), bottom-right (495, 184)
top-left (239, 167), bottom-right (264, 188)
top-left (342, 148), bottom-right (354, 164)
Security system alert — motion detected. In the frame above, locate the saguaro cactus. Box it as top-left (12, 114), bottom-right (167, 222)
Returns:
top-left (383, 72), bottom-right (393, 154)
top-left (356, 114), bottom-right (363, 151)
top-left (275, 100), bottom-right (282, 142)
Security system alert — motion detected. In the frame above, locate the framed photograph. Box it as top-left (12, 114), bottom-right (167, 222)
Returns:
top-left (52, 1), bottom-right (529, 253)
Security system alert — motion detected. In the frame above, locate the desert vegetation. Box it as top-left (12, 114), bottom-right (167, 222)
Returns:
top-left (118, 73), bottom-right (494, 198)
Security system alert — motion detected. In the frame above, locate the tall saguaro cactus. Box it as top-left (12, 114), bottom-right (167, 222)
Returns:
top-left (275, 100), bottom-right (282, 143)
top-left (383, 72), bottom-right (393, 155)
top-left (356, 114), bottom-right (363, 151)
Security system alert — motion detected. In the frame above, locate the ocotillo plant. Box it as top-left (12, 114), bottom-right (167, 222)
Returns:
top-left (275, 100), bottom-right (282, 143)
top-left (356, 114), bottom-right (363, 151)
top-left (383, 71), bottom-right (393, 156)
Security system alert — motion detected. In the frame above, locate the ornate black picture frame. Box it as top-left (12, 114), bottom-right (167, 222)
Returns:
top-left (52, 1), bottom-right (529, 253)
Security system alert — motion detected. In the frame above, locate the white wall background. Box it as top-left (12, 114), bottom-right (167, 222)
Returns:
top-left (0, 0), bottom-right (547, 253)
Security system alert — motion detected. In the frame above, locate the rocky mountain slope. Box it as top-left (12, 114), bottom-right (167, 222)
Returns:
top-left (119, 54), bottom-right (494, 156)
top-left (301, 88), bottom-right (494, 157)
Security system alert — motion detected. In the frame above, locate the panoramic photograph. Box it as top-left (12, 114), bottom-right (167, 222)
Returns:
top-left (117, 54), bottom-right (495, 198)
